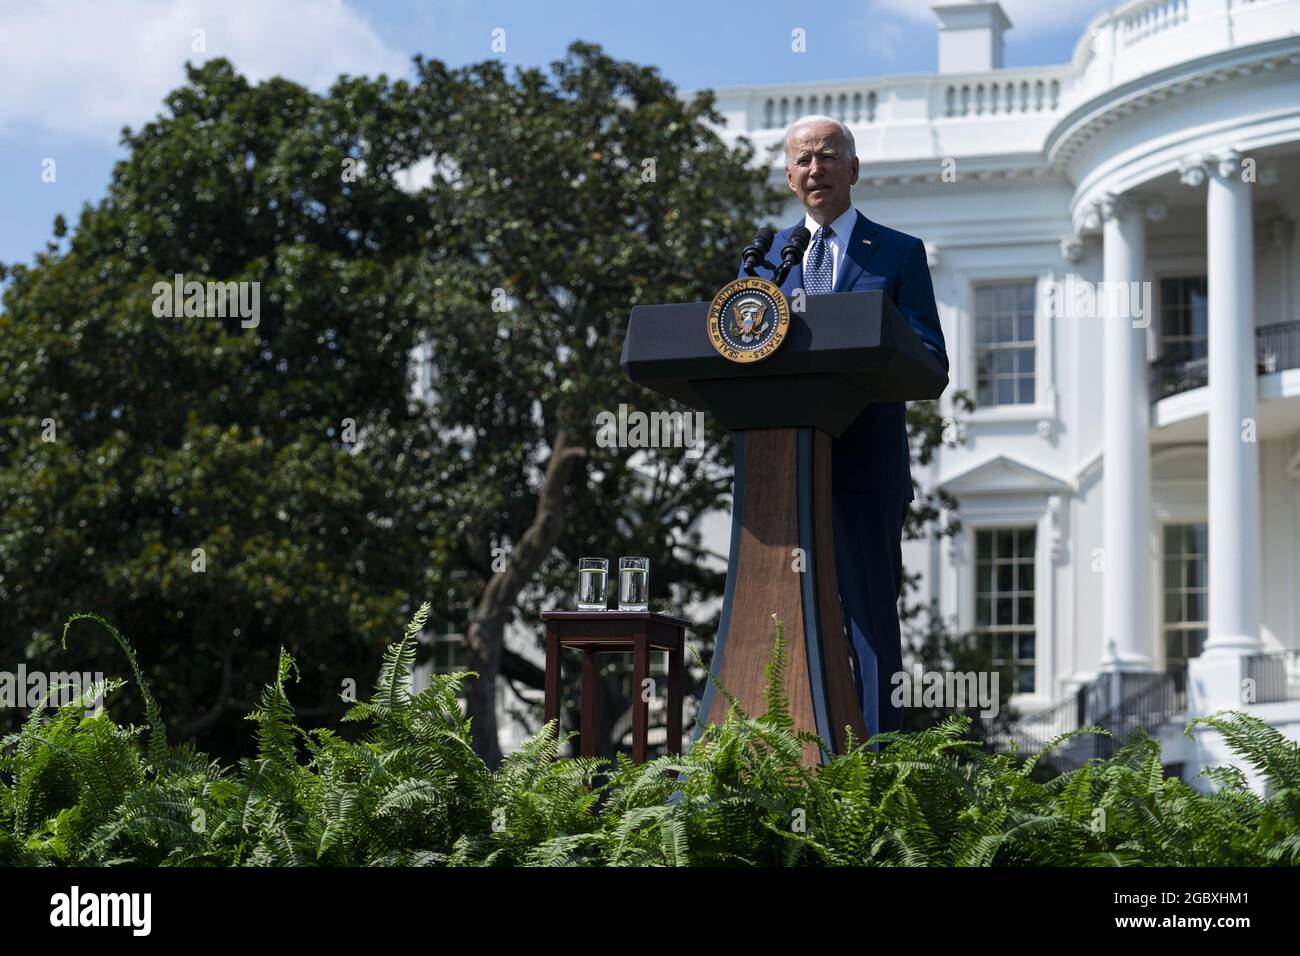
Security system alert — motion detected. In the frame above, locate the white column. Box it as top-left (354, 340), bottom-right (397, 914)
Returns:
top-left (1099, 193), bottom-right (1153, 672)
top-left (1203, 152), bottom-right (1264, 655)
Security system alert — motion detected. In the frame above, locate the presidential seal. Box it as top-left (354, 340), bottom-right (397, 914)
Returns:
top-left (706, 277), bottom-right (791, 364)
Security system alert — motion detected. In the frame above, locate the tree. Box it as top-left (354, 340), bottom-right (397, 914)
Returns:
top-left (0, 60), bottom-right (444, 757)
top-left (400, 45), bottom-right (786, 764)
top-left (0, 46), bottom-right (781, 764)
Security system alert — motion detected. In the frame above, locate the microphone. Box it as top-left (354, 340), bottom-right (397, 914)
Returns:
top-left (772, 226), bottom-right (811, 287)
top-left (741, 226), bottom-right (776, 275)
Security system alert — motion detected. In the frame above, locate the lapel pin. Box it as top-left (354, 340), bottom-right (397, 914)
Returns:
top-left (863, 238), bottom-right (872, 244)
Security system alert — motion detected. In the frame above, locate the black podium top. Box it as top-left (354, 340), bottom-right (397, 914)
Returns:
top-left (620, 290), bottom-right (946, 435)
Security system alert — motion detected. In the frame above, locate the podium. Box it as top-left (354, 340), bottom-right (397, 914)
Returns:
top-left (620, 290), bottom-right (946, 765)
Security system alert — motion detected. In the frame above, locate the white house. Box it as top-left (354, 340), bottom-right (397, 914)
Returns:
top-left (704, 0), bottom-right (1300, 788)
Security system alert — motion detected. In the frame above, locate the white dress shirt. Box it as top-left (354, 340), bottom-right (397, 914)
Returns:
top-left (801, 205), bottom-right (859, 290)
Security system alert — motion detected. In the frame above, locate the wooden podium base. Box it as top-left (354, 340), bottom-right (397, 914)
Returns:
top-left (691, 427), bottom-right (868, 766)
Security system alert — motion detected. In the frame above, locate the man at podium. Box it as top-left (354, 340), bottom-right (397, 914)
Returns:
top-left (738, 114), bottom-right (949, 741)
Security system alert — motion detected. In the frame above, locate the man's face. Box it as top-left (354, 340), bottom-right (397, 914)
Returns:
top-left (785, 122), bottom-right (859, 223)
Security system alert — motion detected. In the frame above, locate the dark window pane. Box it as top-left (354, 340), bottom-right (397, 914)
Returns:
top-left (997, 598), bottom-right (1013, 625)
top-left (996, 633), bottom-right (1013, 659)
top-left (977, 563), bottom-right (992, 593)
top-left (1018, 634), bottom-right (1035, 660)
top-left (997, 379), bottom-right (1014, 405)
top-left (977, 531), bottom-right (993, 560)
top-left (1017, 376), bottom-right (1034, 404)
top-left (1163, 558), bottom-right (1180, 586)
top-left (1017, 283), bottom-right (1035, 313)
top-left (1017, 596), bottom-right (1034, 625)
top-left (1188, 289), bottom-right (1208, 337)
top-left (1018, 667), bottom-right (1035, 693)
top-left (998, 563), bottom-right (1014, 592)
top-left (997, 285), bottom-right (1014, 313)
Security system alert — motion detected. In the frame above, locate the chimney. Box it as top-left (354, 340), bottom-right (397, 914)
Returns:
top-left (931, 1), bottom-right (1012, 74)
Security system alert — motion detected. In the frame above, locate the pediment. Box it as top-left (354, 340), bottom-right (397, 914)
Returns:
top-left (938, 454), bottom-right (1070, 496)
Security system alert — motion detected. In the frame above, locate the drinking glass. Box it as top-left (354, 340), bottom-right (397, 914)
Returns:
top-left (618, 557), bottom-right (649, 611)
top-left (577, 558), bottom-right (608, 611)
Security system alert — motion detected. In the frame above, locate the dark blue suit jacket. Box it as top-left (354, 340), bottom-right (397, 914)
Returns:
top-left (739, 209), bottom-right (948, 499)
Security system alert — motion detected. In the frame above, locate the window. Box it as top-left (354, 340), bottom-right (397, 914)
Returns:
top-left (974, 281), bottom-right (1036, 406)
top-left (410, 629), bottom-right (469, 702)
top-left (1163, 524), bottom-right (1207, 693)
top-left (1157, 276), bottom-right (1208, 357)
top-left (431, 632), bottom-right (469, 673)
top-left (974, 527), bottom-right (1036, 693)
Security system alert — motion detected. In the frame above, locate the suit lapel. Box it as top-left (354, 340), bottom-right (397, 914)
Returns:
top-left (833, 210), bottom-right (884, 294)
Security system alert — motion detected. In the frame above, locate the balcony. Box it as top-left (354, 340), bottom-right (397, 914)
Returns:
top-left (1149, 320), bottom-right (1300, 401)
top-left (1245, 650), bottom-right (1300, 704)
top-left (751, 67), bottom-right (1069, 132)
top-left (705, 0), bottom-right (1300, 169)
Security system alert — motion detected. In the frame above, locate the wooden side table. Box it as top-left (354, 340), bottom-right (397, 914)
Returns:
top-left (541, 611), bottom-right (689, 763)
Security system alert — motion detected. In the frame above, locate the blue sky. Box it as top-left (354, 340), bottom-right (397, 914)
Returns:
top-left (0, 0), bottom-right (1113, 273)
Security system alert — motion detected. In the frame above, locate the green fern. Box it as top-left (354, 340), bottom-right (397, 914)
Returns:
top-left (3, 607), bottom-right (1298, 867)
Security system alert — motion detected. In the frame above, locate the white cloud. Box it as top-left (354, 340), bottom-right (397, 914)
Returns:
top-left (0, 0), bottom-right (409, 143)
top-left (864, 20), bottom-right (906, 61)
top-left (871, 0), bottom-right (1113, 38)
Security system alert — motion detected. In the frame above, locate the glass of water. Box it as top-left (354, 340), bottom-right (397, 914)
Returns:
top-left (618, 557), bottom-right (649, 611)
top-left (577, 558), bottom-right (608, 611)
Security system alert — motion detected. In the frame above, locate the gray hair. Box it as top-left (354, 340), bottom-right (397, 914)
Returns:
top-left (784, 114), bottom-right (856, 162)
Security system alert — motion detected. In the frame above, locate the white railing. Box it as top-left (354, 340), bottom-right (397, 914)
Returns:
top-left (1117, 0), bottom-right (1190, 46)
top-left (1071, 0), bottom-right (1297, 91)
top-left (941, 74), bottom-right (1064, 117)
top-left (761, 88), bottom-right (878, 129)
top-left (729, 0), bottom-right (1299, 139)
top-left (755, 66), bottom-right (1072, 129)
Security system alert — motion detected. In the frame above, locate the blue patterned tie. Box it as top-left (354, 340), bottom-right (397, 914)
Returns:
top-left (804, 225), bottom-right (834, 295)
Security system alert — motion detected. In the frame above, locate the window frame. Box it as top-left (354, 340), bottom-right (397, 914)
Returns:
top-left (1154, 273), bottom-right (1209, 359)
top-left (942, 262), bottom-right (1059, 430)
top-left (972, 280), bottom-right (1038, 409)
top-left (1160, 522), bottom-right (1208, 692)
top-left (971, 525), bottom-right (1040, 695)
